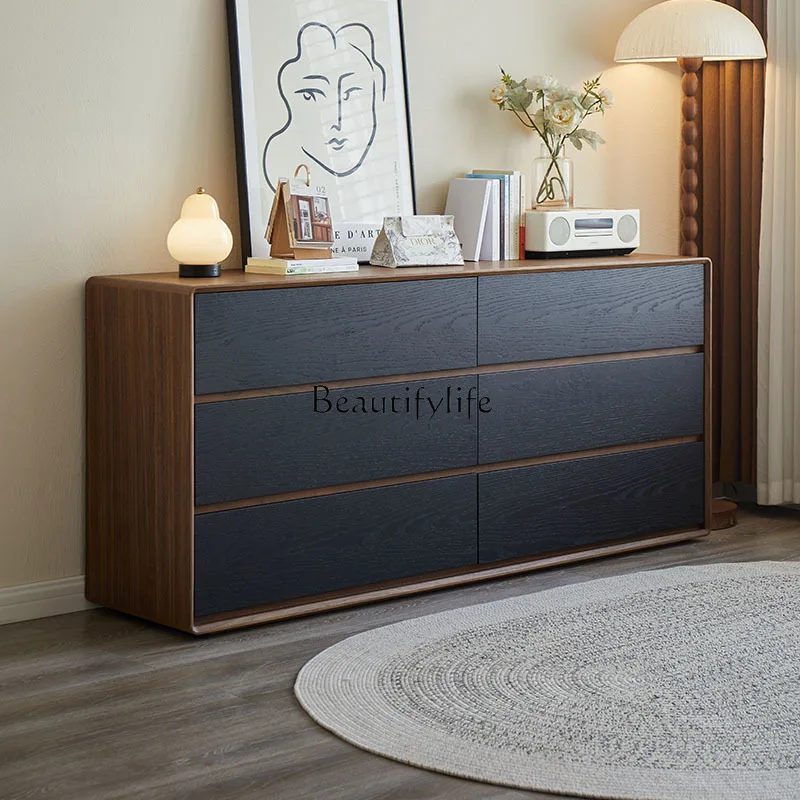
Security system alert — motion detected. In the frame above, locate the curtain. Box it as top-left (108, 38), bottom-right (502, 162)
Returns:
top-left (700, 0), bottom-right (767, 485)
top-left (757, 0), bottom-right (800, 505)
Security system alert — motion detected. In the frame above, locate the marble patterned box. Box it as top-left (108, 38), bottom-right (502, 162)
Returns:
top-left (370, 215), bottom-right (465, 267)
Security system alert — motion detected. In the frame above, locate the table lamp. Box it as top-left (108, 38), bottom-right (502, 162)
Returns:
top-left (167, 188), bottom-right (233, 278)
top-left (615, 0), bottom-right (766, 257)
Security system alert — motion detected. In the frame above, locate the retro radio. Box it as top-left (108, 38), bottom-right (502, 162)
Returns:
top-left (525, 208), bottom-right (640, 258)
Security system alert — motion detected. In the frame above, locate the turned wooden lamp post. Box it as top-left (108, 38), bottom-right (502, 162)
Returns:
top-left (614, 0), bottom-right (766, 258)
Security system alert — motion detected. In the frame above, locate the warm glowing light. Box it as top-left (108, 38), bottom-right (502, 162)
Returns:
top-left (615, 0), bottom-right (766, 63)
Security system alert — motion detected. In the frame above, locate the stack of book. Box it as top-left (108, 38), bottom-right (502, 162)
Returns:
top-left (245, 256), bottom-right (359, 275)
top-left (445, 170), bottom-right (526, 262)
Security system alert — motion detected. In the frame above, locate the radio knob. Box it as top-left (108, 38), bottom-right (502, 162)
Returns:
top-left (548, 216), bottom-right (571, 247)
top-left (618, 214), bottom-right (638, 244)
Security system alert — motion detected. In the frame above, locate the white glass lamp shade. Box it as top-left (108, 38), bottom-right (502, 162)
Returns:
top-left (167, 188), bottom-right (233, 277)
top-left (615, 0), bottom-right (766, 63)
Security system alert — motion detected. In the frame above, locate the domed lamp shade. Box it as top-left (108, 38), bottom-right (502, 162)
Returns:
top-left (615, 0), bottom-right (766, 63)
top-left (167, 188), bottom-right (233, 278)
top-left (615, 0), bottom-right (766, 258)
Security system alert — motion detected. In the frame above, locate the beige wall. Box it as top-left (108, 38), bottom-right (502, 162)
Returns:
top-left (0, 0), bottom-right (680, 592)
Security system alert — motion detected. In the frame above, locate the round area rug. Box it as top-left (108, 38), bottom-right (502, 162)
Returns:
top-left (295, 563), bottom-right (800, 800)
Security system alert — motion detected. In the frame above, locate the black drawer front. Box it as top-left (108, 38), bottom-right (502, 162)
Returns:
top-left (478, 443), bottom-right (704, 563)
top-left (194, 279), bottom-right (477, 394)
top-left (479, 354), bottom-right (704, 464)
top-left (194, 476), bottom-right (477, 616)
top-left (478, 264), bottom-right (705, 365)
top-left (195, 376), bottom-right (478, 505)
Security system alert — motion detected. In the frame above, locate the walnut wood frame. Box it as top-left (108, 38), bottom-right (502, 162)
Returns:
top-left (85, 254), bottom-right (713, 634)
top-left (679, 57), bottom-right (703, 258)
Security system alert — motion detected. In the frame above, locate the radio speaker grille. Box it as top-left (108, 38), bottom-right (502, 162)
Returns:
top-left (618, 214), bottom-right (639, 244)
top-left (548, 217), bottom-right (571, 247)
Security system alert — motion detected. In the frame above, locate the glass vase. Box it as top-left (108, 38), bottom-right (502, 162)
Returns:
top-left (533, 144), bottom-right (573, 209)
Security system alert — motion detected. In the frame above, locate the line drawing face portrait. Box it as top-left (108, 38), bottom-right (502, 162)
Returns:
top-left (264, 22), bottom-right (387, 192)
top-left (229, 0), bottom-right (414, 260)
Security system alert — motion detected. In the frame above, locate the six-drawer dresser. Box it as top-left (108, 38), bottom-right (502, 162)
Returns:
top-left (85, 254), bottom-right (712, 634)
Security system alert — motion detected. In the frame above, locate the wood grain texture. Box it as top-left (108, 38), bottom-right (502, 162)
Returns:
top-left (193, 347), bottom-right (703, 404)
top-left (195, 436), bottom-right (702, 515)
top-left (194, 377), bottom-right (478, 505)
top-left (88, 253), bottom-right (709, 294)
top-left (478, 264), bottom-right (705, 365)
top-left (194, 476), bottom-right (478, 616)
top-left (478, 354), bottom-right (705, 464)
top-left (85, 280), bottom-right (194, 631)
top-left (194, 279), bottom-right (477, 394)
top-left (195, 528), bottom-right (705, 633)
top-left (0, 508), bottom-right (795, 800)
top-left (678, 57), bottom-right (703, 258)
top-left (85, 256), bottom-right (712, 636)
top-left (711, 498), bottom-right (738, 530)
top-left (478, 443), bottom-right (705, 563)
top-left (705, 260), bottom-right (714, 531)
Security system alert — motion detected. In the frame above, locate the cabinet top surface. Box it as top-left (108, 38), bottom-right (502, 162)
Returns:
top-left (88, 254), bottom-right (709, 294)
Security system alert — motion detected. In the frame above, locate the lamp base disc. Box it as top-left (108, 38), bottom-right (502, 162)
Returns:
top-left (179, 263), bottom-right (221, 278)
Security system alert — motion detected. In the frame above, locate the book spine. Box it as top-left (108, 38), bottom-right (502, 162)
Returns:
top-left (245, 265), bottom-right (358, 275)
top-left (248, 259), bottom-right (358, 268)
top-left (285, 265), bottom-right (358, 274)
top-left (498, 179), bottom-right (506, 259)
top-left (519, 174), bottom-right (527, 260)
top-left (509, 173), bottom-right (520, 260)
top-left (288, 261), bottom-right (358, 268)
top-left (503, 175), bottom-right (514, 261)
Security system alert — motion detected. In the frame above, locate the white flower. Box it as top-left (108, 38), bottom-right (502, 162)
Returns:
top-left (545, 99), bottom-right (583, 135)
top-left (490, 84), bottom-right (506, 105)
top-left (598, 87), bottom-right (615, 108)
top-left (529, 74), bottom-right (558, 93)
top-left (546, 85), bottom-right (581, 103)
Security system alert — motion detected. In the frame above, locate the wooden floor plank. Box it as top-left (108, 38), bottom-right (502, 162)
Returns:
top-left (1, 506), bottom-right (799, 800)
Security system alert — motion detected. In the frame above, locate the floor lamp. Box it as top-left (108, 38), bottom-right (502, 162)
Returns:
top-left (615, 0), bottom-right (766, 528)
top-left (615, 0), bottom-right (766, 257)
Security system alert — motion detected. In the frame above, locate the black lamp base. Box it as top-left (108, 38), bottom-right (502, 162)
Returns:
top-left (179, 263), bottom-right (221, 278)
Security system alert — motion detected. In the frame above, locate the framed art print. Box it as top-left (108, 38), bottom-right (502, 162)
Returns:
top-left (227, 0), bottom-right (416, 262)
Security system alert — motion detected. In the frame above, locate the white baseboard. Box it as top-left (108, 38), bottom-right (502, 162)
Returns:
top-left (0, 576), bottom-right (96, 626)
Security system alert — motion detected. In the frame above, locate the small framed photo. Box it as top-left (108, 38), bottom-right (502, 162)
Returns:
top-left (289, 186), bottom-right (333, 245)
top-left (266, 175), bottom-right (336, 257)
top-left (227, 0), bottom-right (416, 262)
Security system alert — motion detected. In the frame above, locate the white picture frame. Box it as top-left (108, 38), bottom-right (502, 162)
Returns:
top-left (227, 0), bottom-right (416, 262)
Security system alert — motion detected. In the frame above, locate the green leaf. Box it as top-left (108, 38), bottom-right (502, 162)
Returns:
top-left (505, 85), bottom-right (533, 111)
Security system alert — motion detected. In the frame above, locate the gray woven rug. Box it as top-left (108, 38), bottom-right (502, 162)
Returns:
top-left (295, 562), bottom-right (800, 799)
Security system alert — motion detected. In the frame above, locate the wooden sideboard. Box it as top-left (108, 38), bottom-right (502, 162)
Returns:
top-left (85, 254), bottom-right (712, 634)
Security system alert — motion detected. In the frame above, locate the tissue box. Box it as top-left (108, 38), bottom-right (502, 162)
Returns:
top-left (370, 215), bottom-right (465, 268)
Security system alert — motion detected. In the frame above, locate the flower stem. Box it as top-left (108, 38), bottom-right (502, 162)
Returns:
top-left (535, 140), bottom-right (570, 207)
